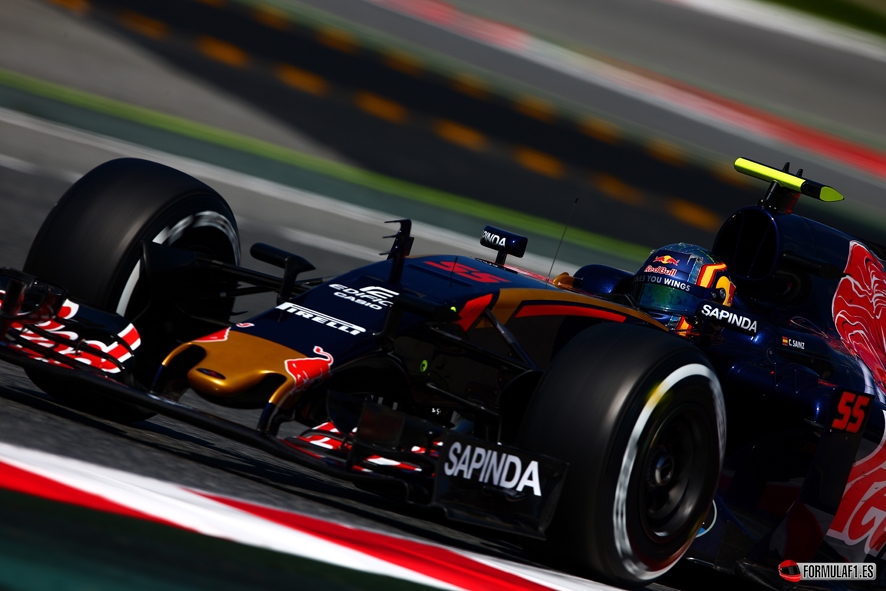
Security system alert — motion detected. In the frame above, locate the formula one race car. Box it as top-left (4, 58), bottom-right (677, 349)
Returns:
top-left (1, 157), bottom-right (884, 589)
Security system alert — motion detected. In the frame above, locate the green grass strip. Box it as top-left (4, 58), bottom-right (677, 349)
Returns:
top-left (759, 0), bottom-right (886, 41)
top-left (0, 67), bottom-right (652, 261)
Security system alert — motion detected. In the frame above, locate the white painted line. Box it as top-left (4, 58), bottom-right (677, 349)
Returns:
top-left (0, 151), bottom-right (80, 182)
top-left (656, 0), bottom-right (886, 63)
top-left (0, 152), bottom-right (39, 175)
top-left (0, 107), bottom-right (581, 274)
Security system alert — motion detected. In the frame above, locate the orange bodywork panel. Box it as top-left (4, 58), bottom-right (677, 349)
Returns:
top-left (162, 331), bottom-right (311, 408)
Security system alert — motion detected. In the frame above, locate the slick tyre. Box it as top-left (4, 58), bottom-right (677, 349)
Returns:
top-left (23, 158), bottom-right (240, 422)
top-left (519, 323), bottom-right (725, 587)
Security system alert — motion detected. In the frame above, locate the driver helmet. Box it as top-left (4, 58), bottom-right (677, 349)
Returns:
top-left (632, 243), bottom-right (735, 335)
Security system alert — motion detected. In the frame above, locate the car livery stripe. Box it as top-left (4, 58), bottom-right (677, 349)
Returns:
top-left (0, 442), bottom-right (615, 591)
top-left (515, 304), bottom-right (625, 322)
top-left (492, 288), bottom-right (664, 328)
top-left (492, 288), bottom-right (665, 329)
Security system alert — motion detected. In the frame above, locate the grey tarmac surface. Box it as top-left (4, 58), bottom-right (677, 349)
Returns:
top-left (0, 108), bottom-right (586, 276)
top-left (438, 0), bottom-right (886, 147)
top-left (283, 0), bottom-right (886, 213)
top-left (0, 0), bottom-right (352, 165)
top-left (5, 0), bottom-right (886, 223)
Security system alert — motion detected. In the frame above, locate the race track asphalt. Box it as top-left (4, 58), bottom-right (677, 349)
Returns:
top-left (422, 0), bottom-right (886, 147)
top-left (7, 0), bottom-right (886, 257)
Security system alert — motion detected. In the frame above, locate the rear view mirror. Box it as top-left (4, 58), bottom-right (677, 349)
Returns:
top-left (481, 226), bottom-right (528, 265)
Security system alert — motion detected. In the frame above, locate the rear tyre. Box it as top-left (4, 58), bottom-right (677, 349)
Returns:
top-left (519, 323), bottom-right (725, 587)
top-left (23, 158), bottom-right (240, 422)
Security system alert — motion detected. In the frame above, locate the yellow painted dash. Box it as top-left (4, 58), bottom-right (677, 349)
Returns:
top-left (382, 50), bottom-right (423, 77)
top-left (450, 74), bottom-right (489, 100)
top-left (354, 91), bottom-right (408, 123)
top-left (514, 147), bottom-right (564, 178)
top-left (433, 119), bottom-right (487, 151)
top-left (647, 139), bottom-right (686, 166)
top-left (252, 5), bottom-right (291, 30)
top-left (580, 117), bottom-right (621, 144)
top-left (196, 37), bottom-right (249, 67)
top-left (276, 64), bottom-right (328, 96)
top-left (666, 198), bottom-right (721, 231)
top-left (119, 11), bottom-right (168, 39)
top-left (48, 0), bottom-right (90, 13)
top-left (513, 96), bottom-right (556, 122)
top-left (591, 173), bottom-right (645, 205)
top-left (316, 27), bottom-right (358, 53)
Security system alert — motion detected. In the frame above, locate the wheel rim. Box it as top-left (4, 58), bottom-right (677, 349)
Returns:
top-left (113, 205), bottom-right (239, 385)
top-left (613, 362), bottom-right (724, 580)
top-left (639, 402), bottom-right (711, 539)
top-left (116, 209), bottom-right (239, 316)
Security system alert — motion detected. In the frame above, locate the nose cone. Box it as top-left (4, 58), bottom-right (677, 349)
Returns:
top-left (188, 331), bottom-right (301, 397)
top-left (162, 330), bottom-right (311, 408)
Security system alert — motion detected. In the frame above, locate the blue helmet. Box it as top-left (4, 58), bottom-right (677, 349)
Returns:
top-left (632, 243), bottom-right (735, 334)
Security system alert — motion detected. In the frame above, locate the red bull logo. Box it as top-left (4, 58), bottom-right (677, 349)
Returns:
top-left (833, 241), bottom-right (886, 392)
top-left (644, 265), bottom-right (678, 277)
top-left (653, 255), bottom-right (680, 266)
top-left (285, 346), bottom-right (334, 391)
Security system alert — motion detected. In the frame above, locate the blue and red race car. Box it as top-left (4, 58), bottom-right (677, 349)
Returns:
top-left (0, 156), bottom-right (883, 589)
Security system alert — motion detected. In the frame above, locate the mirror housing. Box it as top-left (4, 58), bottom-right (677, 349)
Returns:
top-left (480, 226), bottom-right (528, 265)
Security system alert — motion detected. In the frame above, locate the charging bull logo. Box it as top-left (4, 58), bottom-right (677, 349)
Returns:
top-left (653, 255), bottom-right (680, 266)
top-left (285, 346), bottom-right (334, 391)
top-left (832, 241), bottom-right (886, 394)
top-left (831, 241), bottom-right (886, 558)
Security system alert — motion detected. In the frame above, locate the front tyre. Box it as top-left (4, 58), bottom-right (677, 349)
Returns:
top-left (23, 158), bottom-right (240, 422)
top-left (519, 323), bottom-right (725, 587)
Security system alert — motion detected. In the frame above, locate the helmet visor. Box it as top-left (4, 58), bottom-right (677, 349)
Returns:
top-left (632, 282), bottom-right (706, 315)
